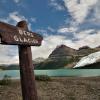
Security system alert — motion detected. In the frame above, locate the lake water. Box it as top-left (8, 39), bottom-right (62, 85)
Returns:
top-left (0, 69), bottom-right (100, 79)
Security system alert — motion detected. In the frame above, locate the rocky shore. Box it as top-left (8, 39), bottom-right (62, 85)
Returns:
top-left (0, 77), bottom-right (100, 100)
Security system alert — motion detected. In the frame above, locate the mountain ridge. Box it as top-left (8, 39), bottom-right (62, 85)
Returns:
top-left (0, 45), bottom-right (100, 70)
top-left (35, 45), bottom-right (100, 69)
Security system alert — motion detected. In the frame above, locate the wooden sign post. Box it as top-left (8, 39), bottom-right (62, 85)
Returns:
top-left (0, 21), bottom-right (43, 100)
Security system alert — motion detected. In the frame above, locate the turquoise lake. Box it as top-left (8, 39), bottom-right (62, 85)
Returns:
top-left (0, 69), bottom-right (100, 79)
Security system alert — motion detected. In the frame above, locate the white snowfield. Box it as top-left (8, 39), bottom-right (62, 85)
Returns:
top-left (74, 51), bottom-right (100, 68)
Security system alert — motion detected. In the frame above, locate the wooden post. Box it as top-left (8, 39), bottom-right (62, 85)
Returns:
top-left (0, 20), bottom-right (42, 100)
top-left (17, 21), bottom-right (38, 100)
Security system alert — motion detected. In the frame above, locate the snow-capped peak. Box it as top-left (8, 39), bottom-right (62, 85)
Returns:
top-left (74, 51), bottom-right (100, 68)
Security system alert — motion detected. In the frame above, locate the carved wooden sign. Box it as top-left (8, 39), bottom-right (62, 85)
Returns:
top-left (0, 21), bottom-right (43, 46)
top-left (0, 21), bottom-right (43, 100)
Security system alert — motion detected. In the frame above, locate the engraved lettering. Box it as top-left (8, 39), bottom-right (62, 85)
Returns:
top-left (14, 35), bottom-right (19, 41)
top-left (18, 29), bottom-right (23, 35)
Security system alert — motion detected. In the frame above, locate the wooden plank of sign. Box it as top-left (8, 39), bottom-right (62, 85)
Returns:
top-left (0, 21), bottom-right (43, 46)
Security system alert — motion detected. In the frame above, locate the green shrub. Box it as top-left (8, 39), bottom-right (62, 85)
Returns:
top-left (0, 75), bottom-right (12, 85)
top-left (35, 75), bottom-right (51, 81)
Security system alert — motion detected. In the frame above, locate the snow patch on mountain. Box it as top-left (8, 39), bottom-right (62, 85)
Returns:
top-left (74, 51), bottom-right (100, 68)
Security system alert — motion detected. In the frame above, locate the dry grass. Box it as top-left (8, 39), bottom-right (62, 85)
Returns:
top-left (0, 77), bottom-right (100, 100)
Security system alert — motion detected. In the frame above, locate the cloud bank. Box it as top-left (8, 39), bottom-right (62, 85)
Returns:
top-left (0, 0), bottom-right (100, 64)
top-left (64, 0), bottom-right (98, 23)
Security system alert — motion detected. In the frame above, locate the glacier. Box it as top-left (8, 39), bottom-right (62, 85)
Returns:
top-left (74, 51), bottom-right (100, 68)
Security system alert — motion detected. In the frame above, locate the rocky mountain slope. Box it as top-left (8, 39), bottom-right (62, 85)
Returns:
top-left (77, 46), bottom-right (98, 59)
top-left (49, 45), bottom-right (77, 58)
top-left (35, 45), bottom-right (77, 69)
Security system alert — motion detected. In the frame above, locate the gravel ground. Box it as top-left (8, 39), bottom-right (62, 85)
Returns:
top-left (0, 77), bottom-right (100, 100)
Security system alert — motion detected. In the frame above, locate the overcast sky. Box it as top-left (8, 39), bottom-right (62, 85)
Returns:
top-left (0, 0), bottom-right (100, 64)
